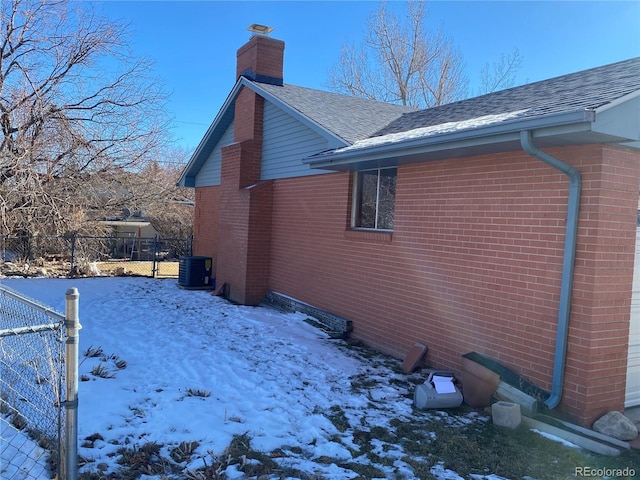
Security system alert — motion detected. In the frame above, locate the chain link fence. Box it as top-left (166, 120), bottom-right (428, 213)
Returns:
top-left (0, 285), bottom-right (80, 480)
top-left (1, 234), bottom-right (192, 278)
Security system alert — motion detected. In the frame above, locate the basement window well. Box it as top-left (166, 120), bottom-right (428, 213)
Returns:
top-left (352, 167), bottom-right (396, 231)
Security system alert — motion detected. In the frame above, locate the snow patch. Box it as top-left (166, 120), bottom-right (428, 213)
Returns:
top-left (337, 109), bottom-right (530, 153)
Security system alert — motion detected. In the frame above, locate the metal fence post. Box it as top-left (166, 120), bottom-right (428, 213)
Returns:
top-left (69, 235), bottom-right (77, 278)
top-left (152, 234), bottom-right (158, 278)
top-left (64, 288), bottom-right (80, 480)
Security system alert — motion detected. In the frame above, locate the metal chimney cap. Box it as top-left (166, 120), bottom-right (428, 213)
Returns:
top-left (247, 24), bottom-right (274, 35)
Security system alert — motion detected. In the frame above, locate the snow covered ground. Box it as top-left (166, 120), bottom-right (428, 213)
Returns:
top-left (0, 277), bottom-right (518, 479)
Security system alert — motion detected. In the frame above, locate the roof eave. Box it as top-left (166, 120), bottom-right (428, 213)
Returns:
top-left (304, 110), bottom-right (604, 171)
top-left (248, 81), bottom-right (349, 149)
top-left (592, 90), bottom-right (640, 141)
top-left (177, 78), bottom-right (353, 187)
top-left (177, 80), bottom-right (243, 187)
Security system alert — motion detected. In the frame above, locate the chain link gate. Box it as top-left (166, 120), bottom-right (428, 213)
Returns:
top-left (0, 285), bottom-right (80, 480)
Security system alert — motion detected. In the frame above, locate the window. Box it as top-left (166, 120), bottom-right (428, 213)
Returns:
top-left (352, 168), bottom-right (397, 230)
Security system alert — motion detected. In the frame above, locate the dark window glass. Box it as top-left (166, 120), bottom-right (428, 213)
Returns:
top-left (354, 168), bottom-right (396, 230)
top-left (377, 168), bottom-right (396, 230)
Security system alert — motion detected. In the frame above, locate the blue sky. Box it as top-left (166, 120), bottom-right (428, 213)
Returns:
top-left (98, 1), bottom-right (640, 151)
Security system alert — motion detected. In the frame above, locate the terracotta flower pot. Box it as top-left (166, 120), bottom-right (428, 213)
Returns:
top-left (461, 356), bottom-right (500, 408)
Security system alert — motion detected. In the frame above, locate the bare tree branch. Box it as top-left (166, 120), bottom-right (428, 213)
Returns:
top-left (328, 1), bottom-right (524, 109)
top-left (0, 0), bottom-right (171, 237)
top-left (478, 48), bottom-right (523, 94)
top-left (328, 0), bottom-right (468, 108)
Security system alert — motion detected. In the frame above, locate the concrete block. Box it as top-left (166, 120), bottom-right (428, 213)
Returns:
top-left (492, 401), bottom-right (521, 429)
top-left (495, 381), bottom-right (538, 416)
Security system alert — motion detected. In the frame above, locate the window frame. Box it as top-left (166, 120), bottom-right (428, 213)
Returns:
top-left (351, 167), bottom-right (397, 232)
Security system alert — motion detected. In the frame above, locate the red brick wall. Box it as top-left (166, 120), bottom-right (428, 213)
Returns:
top-left (193, 185), bottom-right (220, 263)
top-left (267, 145), bottom-right (640, 425)
top-left (246, 180), bottom-right (274, 304)
top-left (213, 86), bottom-right (272, 305)
top-left (236, 35), bottom-right (285, 81)
top-left (217, 143), bottom-right (251, 303)
top-left (204, 33), bottom-right (278, 304)
top-left (565, 145), bottom-right (639, 422)
top-left (234, 89), bottom-right (264, 156)
top-left (214, 179), bottom-right (273, 305)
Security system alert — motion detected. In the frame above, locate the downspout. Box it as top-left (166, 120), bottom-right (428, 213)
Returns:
top-left (520, 130), bottom-right (581, 409)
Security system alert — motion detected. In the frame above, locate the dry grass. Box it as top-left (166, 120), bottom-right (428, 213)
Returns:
top-left (74, 322), bottom-right (640, 479)
top-left (77, 417), bottom-right (640, 480)
top-left (94, 261), bottom-right (179, 278)
top-left (184, 388), bottom-right (212, 398)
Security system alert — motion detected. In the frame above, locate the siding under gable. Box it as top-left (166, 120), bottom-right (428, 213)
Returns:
top-left (195, 123), bottom-right (235, 187)
top-left (261, 100), bottom-right (333, 180)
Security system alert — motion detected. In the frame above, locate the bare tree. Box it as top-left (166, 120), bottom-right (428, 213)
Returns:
top-left (140, 148), bottom-right (194, 239)
top-left (0, 0), bottom-right (169, 237)
top-left (478, 48), bottom-right (523, 95)
top-left (328, 1), bottom-right (524, 108)
top-left (328, 0), bottom-right (468, 108)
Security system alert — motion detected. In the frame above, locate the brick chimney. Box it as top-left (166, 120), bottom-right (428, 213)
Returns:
top-left (236, 34), bottom-right (285, 85)
top-left (215, 32), bottom-right (281, 305)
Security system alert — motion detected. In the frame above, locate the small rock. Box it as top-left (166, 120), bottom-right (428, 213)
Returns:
top-left (87, 262), bottom-right (101, 276)
top-left (592, 411), bottom-right (638, 441)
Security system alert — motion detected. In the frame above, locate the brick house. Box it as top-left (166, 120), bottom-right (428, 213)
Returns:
top-left (178, 32), bottom-right (640, 426)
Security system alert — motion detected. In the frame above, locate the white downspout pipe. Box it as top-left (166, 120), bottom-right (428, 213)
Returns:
top-left (520, 130), bottom-right (581, 409)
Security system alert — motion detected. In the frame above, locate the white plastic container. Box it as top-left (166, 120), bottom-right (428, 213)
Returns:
top-left (413, 371), bottom-right (463, 409)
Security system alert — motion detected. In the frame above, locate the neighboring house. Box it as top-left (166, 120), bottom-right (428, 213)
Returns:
top-left (100, 219), bottom-right (159, 240)
top-left (99, 212), bottom-right (160, 260)
top-left (178, 33), bottom-right (640, 426)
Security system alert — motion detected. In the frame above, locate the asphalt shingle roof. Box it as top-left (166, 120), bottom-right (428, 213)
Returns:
top-left (181, 57), bottom-right (639, 184)
top-left (253, 81), bottom-right (417, 144)
top-left (375, 57), bottom-right (640, 138)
